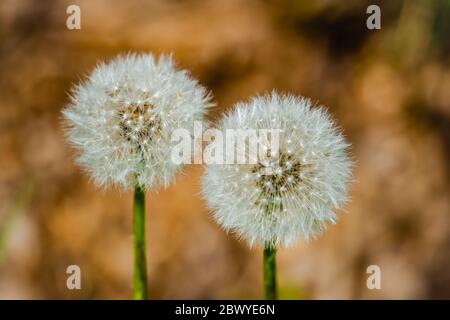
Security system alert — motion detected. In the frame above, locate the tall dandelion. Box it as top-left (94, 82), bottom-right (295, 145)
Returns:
top-left (63, 53), bottom-right (212, 299)
top-left (201, 93), bottom-right (352, 299)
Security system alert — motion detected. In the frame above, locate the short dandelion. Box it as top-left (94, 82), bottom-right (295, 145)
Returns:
top-left (63, 53), bottom-right (212, 299)
top-left (201, 92), bottom-right (352, 299)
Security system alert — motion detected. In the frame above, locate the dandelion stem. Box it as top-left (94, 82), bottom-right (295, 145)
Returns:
top-left (133, 184), bottom-right (148, 300)
top-left (263, 245), bottom-right (277, 299)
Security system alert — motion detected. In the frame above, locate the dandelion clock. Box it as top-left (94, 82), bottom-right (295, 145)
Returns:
top-left (201, 93), bottom-right (352, 299)
top-left (63, 53), bottom-right (212, 299)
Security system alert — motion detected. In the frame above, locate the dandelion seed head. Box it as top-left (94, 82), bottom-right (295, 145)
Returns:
top-left (202, 92), bottom-right (352, 248)
top-left (63, 53), bottom-right (212, 190)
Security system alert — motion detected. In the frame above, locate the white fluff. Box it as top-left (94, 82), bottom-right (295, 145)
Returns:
top-left (201, 93), bottom-right (352, 248)
top-left (63, 53), bottom-right (212, 190)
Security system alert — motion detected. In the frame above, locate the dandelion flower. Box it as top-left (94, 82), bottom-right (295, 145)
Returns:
top-left (63, 53), bottom-right (212, 299)
top-left (201, 92), bottom-right (352, 299)
top-left (63, 53), bottom-right (212, 190)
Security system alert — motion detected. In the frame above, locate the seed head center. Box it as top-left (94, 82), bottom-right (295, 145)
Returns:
top-left (117, 101), bottom-right (161, 143)
top-left (253, 152), bottom-right (302, 210)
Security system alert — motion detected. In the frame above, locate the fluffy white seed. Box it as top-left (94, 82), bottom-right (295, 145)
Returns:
top-left (63, 53), bottom-right (213, 190)
top-left (201, 92), bottom-right (352, 248)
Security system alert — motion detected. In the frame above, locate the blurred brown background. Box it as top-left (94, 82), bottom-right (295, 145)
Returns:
top-left (1, 0), bottom-right (450, 299)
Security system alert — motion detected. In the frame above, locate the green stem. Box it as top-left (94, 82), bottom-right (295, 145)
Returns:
top-left (263, 245), bottom-right (277, 300)
top-left (133, 184), bottom-right (148, 300)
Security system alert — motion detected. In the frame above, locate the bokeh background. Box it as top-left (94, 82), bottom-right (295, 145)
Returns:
top-left (1, 0), bottom-right (450, 299)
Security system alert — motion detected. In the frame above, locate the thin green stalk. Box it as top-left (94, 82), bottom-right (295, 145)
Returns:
top-left (263, 245), bottom-right (277, 300)
top-left (133, 184), bottom-right (148, 300)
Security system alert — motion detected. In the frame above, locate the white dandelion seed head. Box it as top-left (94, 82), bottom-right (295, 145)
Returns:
top-left (202, 92), bottom-right (352, 248)
top-left (63, 53), bottom-right (212, 190)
